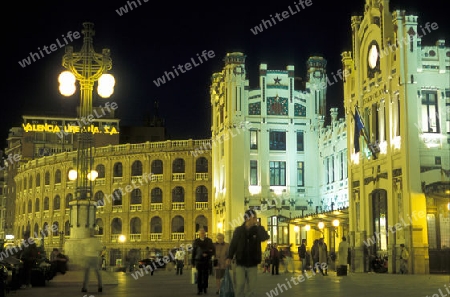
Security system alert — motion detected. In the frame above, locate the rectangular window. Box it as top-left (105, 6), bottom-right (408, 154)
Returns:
top-left (250, 160), bottom-right (258, 185)
top-left (269, 131), bottom-right (286, 150)
top-left (421, 90), bottom-right (440, 133)
top-left (297, 131), bottom-right (304, 152)
top-left (445, 96), bottom-right (450, 134)
top-left (340, 151), bottom-right (344, 180)
top-left (331, 156), bottom-right (335, 183)
top-left (250, 130), bottom-right (258, 149)
top-left (269, 161), bottom-right (286, 186)
top-left (297, 161), bottom-right (304, 186)
top-left (393, 94), bottom-right (400, 137)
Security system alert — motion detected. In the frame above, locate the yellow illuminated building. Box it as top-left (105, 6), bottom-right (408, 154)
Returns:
top-left (342, 0), bottom-right (449, 274)
top-left (12, 139), bottom-right (212, 263)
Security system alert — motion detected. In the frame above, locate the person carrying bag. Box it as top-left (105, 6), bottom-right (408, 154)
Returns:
top-left (219, 268), bottom-right (234, 297)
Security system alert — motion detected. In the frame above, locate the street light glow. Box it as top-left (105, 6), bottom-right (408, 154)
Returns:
top-left (68, 169), bottom-right (77, 181)
top-left (318, 221), bottom-right (324, 229)
top-left (97, 73), bottom-right (115, 98)
top-left (58, 71), bottom-right (76, 96)
top-left (87, 170), bottom-right (99, 181)
top-left (118, 234), bottom-right (126, 243)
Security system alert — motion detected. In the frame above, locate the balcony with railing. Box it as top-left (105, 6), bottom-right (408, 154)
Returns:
top-left (151, 174), bottom-right (163, 182)
top-left (150, 233), bottom-right (162, 241)
top-left (96, 206), bottom-right (104, 213)
top-left (43, 210), bottom-right (50, 218)
top-left (112, 205), bottom-right (123, 212)
top-left (130, 204), bottom-right (142, 212)
top-left (65, 209), bottom-right (70, 216)
top-left (150, 203), bottom-right (163, 211)
top-left (195, 173), bottom-right (209, 181)
top-left (95, 178), bottom-right (106, 186)
top-left (44, 185), bottom-right (50, 192)
top-left (195, 202), bottom-right (208, 210)
top-left (66, 181), bottom-right (74, 189)
top-left (54, 183), bottom-right (62, 191)
top-left (172, 202), bottom-right (185, 210)
top-left (130, 234), bottom-right (141, 242)
top-left (36, 187), bottom-right (41, 194)
top-left (171, 233), bottom-right (185, 240)
top-left (131, 176), bottom-right (142, 183)
top-left (111, 234), bottom-right (119, 242)
top-left (53, 210), bottom-right (61, 217)
top-left (172, 173), bottom-right (185, 181)
top-left (113, 177), bottom-right (123, 184)
top-left (195, 233), bottom-right (208, 239)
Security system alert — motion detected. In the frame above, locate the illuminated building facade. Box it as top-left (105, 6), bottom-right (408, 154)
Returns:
top-left (12, 139), bottom-right (212, 262)
top-left (210, 52), bottom-right (349, 251)
top-left (342, 0), bottom-right (450, 274)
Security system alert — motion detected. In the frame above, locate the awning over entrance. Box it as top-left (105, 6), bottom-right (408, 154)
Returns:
top-left (287, 207), bottom-right (349, 229)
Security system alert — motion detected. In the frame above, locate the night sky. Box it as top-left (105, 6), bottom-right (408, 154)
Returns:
top-left (3, 0), bottom-right (449, 147)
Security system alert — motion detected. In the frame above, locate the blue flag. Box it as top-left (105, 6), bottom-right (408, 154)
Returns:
top-left (354, 108), bottom-right (364, 153)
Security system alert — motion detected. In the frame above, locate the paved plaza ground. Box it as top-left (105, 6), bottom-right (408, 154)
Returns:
top-left (7, 265), bottom-right (450, 297)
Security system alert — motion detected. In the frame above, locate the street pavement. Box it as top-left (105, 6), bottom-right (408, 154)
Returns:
top-left (7, 266), bottom-right (450, 297)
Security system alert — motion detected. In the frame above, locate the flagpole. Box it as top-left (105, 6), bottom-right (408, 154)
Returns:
top-left (353, 106), bottom-right (378, 160)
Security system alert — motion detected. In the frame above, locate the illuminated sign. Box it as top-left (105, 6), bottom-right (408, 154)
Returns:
top-left (22, 118), bottom-right (119, 135)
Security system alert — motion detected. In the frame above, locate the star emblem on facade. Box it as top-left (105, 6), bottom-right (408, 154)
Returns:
top-left (274, 77), bottom-right (281, 84)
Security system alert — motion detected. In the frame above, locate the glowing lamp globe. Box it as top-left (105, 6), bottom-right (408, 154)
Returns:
top-left (68, 169), bottom-right (78, 181)
top-left (87, 170), bottom-right (98, 181)
top-left (58, 71), bottom-right (77, 96)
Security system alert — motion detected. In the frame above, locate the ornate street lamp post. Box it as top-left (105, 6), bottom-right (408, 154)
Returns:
top-left (58, 22), bottom-right (115, 268)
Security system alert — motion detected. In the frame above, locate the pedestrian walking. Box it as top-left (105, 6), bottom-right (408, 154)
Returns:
top-left (263, 245), bottom-right (271, 273)
top-left (270, 243), bottom-right (280, 275)
top-left (298, 239), bottom-right (307, 274)
top-left (81, 231), bottom-right (103, 293)
top-left (318, 238), bottom-right (328, 276)
top-left (174, 248), bottom-right (186, 275)
top-left (213, 233), bottom-right (229, 295)
top-left (226, 209), bottom-right (270, 297)
top-left (192, 228), bottom-right (215, 295)
top-left (399, 244), bottom-right (409, 274)
top-left (311, 239), bottom-right (319, 273)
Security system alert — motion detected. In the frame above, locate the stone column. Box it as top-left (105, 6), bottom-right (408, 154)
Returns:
top-left (64, 199), bottom-right (97, 270)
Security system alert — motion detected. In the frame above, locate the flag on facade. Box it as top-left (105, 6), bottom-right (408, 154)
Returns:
top-left (354, 107), bottom-right (364, 153)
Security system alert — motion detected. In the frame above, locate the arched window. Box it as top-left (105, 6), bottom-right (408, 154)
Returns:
top-left (96, 164), bottom-right (106, 178)
top-left (28, 200), bottom-right (32, 213)
top-left (195, 186), bottom-right (208, 202)
top-left (131, 160), bottom-right (143, 176)
top-left (172, 158), bottom-right (185, 173)
top-left (172, 186), bottom-right (184, 202)
top-left (113, 162), bottom-right (123, 177)
top-left (131, 189), bottom-right (142, 205)
top-left (55, 169), bottom-right (62, 184)
top-left (35, 198), bottom-right (40, 212)
top-left (112, 189), bottom-right (122, 206)
top-left (130, 217), bottom-right (141, 234)
top-left (111, 218), bottom-right (122, 234)
top-left (65, 194), bottom-right (73, 208)
top-left (150, 217), bottom-right (162, 233)
top-left (171, 216), bottom-right (184, 233)
top-left (44, 197), bottom-right (49, 211)
top-left (195, 215), bottom-right (208, 232)
top-left (94, 191), bottom-right (104, 206)
top-left (196, 157), bottom-right (208, 173)
top-left (151, 160), bottom-right (163, 174)
top-left (54, 195), bottom-right (61, 210)
top-left (36, 173), bottom-right (41, 187)
top-left (45, 171), bottom-right (50, 185)
top-left (151, 188), bottom-right (162, 203)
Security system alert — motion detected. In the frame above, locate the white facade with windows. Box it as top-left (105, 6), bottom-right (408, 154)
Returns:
top-left (210, 52), bottom-right (334, 246)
